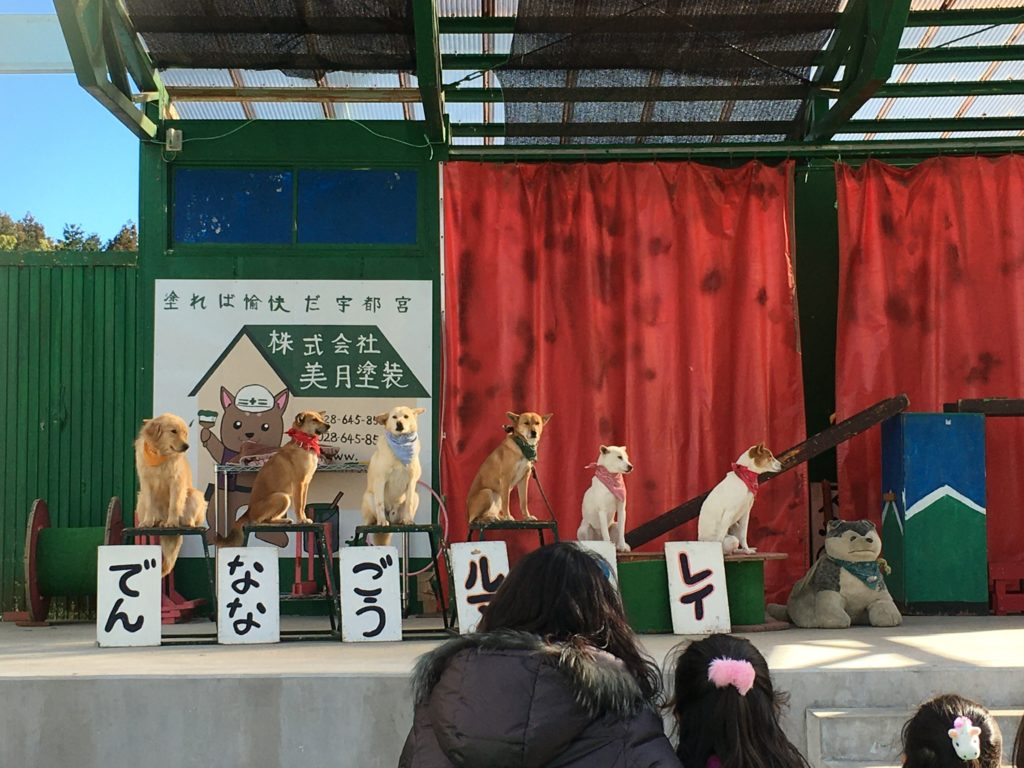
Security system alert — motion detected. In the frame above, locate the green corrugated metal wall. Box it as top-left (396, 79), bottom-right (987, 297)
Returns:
top-left (0, 252), bottom-right (140, 612)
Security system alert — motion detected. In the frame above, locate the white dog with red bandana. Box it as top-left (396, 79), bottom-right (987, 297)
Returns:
top-left (577, 445), bottom-right (633, 552)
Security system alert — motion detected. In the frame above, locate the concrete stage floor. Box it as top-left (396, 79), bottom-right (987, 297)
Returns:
top-left (1, 616), bottom-right (1022, 767)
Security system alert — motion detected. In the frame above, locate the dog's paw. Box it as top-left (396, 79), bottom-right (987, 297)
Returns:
top-left (522, 513), bottom-right (537, 521)
top-left (737, 546), bottom-right (757, 554)
top-left (616, 543), bottom-right (631, 553)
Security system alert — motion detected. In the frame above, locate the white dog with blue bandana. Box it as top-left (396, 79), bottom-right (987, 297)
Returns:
top-left (362, 405), bottom-right (425, 546)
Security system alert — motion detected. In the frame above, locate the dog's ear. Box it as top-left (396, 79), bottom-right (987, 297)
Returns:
top-left (827, 519), bottom-right (843, 532)
top-left (374, 412), bottom-right (390, 425)
top-left (143, 419), bottom-right (162, 439)
top-left (506, 412), bottom-right (520, 423)
top-left (541, 413), bottom-right (553, 423)
top-left (412, 407), bottom-right (426, 415)
top-left (295, 413), bottom-right (306, 425)
top-left (318, 410), bottom-right (327, 418)
top-left (600, 445), bottom-right (609, 454)
top-left (220, 386), bottom-right (235, 409)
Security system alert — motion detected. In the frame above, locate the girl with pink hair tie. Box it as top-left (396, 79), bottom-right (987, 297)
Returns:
top-left (670, 633), bottom-right (810, 768)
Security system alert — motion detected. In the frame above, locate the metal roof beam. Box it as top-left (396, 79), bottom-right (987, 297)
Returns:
top-left (412, 0), bottom-right (446, 144)
top-left (452, 121), bottom-right (792, 138)
top-left (447, 136), bottom-right (1024, 160)
top-left (444, 84), bottom-right (809, 102)
top-left (907, 9), bottom-right (1024, 27)
top-left (877, 80), bottom-right (1024, 98)
top-left (52, 0), bottom-right (165, 139)
top-left (805, 0), bottom-right (911, 142)
top-left (164, 86), bottom-right (422, 103)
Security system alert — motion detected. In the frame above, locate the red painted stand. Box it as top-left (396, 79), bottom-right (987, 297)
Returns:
top-left (990, 562), bottom-right (1024, 615)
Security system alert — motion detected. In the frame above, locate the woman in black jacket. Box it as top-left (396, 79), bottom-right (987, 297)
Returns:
top-left (399, 542), bottom-right (681, 768)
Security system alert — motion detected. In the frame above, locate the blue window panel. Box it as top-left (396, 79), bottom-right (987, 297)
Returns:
top-left (298, 169), bottom-right (418, 244)
top-left (173, 169), bottom-right (293, 244)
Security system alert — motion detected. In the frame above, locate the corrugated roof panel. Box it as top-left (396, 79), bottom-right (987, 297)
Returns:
top-left (900, 26), bottom-right (930, 48)
top-left (439, 0), bottom-right (517, 16)
top-left (251, 101), bottom-right (325, 119)
top-left (440, 33), bottom-right (512, 54)
top-left (323, 71), bottom-right (402, 88)
top-left (445, 101), bottom-right (485, 123)
top-left (964, 93), bottom-right (1024, 115)
top-left (930, 24), bottom-right (1022, 46)
top-left (875, 95), bottom-right (968, 118)
top-left (174, 101), bottom-right (247, 119)
top-left (332, 103), bottom-right (408, 121)
top-left (238, 70), bottom-right (317, 88)
top-left (947, 129), bottom-right (1024, 136)
top-left (834, 130), bottom-right (947, 139)
top-left (893, 61), bottom-right (994, 81)
top-left (159, 68), bottom-right (233, 87)
top-left (911, 1), bottom-right (1024, 9)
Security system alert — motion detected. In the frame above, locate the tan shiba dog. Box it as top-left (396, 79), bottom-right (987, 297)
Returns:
top-left (134, 413), bottom-right (208, 576)
top-left (216, 411), bottom-right (330, 548)
top-left (467, 411), bottom-right (553, 524)
top-left (361, 405), bottom-right (426, 545)
top-left (697, 443), bottom-right (783, 555)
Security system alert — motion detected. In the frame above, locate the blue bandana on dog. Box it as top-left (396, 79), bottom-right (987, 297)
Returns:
top-left (385, 431), bottom-right (419, 465)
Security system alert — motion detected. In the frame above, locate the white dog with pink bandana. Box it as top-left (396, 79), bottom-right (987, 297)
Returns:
top-left (577, 445), bottom-right (633, 552)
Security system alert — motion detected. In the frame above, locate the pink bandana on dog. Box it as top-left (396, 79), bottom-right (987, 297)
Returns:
top-left (585, 463), bottom-right (626, 502)
top-left (730, 463), bottom-right (760, 496)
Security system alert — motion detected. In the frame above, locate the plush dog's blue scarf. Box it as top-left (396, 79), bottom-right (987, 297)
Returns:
top-left (385, 431), bottom-right (418, 466)
top-left (828, 557), bottom-right (884, 590)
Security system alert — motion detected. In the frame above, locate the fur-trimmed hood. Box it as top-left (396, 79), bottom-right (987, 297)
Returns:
top-left (402, 629), bottom-right (659, 768)
top-left (412, 629), bottom-right (647, 718)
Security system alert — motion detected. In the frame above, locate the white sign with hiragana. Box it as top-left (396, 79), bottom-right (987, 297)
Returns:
top-left (217, 547), bottom-right (280, 644)
top-left (96, 545), bottom-right (162, 647)
top-left (664, 541), bottom-right (730, 635)
top-left (339, 546), bottom-right (402, 642)
top-left (450, 541), bottom-right (510, 634)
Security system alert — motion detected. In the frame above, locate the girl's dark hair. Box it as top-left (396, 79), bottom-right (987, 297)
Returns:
top-left (477, 542), bottom-right (662, 702)
top-left (671, 633), bottom-right (810, 768)
top-left (1015, 714), bottom-right (1024, 768)
top-left (902, 694), bottom-right (1002, 768)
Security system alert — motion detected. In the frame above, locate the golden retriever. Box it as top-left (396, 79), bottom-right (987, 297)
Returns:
top-left (467, 411), bottom-right (552, 524)
top-left (361, 405), bottom-right (425, 545)
top-left (216, 411), bottom-right (330, 547)
top-left (134, 413), bottom-right (208, 576)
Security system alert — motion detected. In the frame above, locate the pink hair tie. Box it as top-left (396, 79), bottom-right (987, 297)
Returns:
top-left (707, 657), bottom-right (756, 696)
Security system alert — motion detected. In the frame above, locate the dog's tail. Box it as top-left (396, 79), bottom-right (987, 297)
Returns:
top-left (370, 531), bottom-right (393, 547)
top-left (160, 536), bottom-right (184, 577)
top-left (215, 526), bottom-right (245, 549)
top-left (765, 603), bottom-right (790, 622)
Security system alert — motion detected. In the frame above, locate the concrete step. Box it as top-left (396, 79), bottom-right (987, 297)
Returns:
top-left (807, 707), bottom-right (1023, 768)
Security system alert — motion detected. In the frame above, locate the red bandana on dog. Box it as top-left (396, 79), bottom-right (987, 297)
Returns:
top-left (586, 463), bottom-right (627, 502)
top-left (730, 463), bottom-right (760, 495)
top-left (286, 428), bottom-right (321, 457)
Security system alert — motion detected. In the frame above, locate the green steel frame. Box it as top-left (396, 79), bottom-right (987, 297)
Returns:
top-left (51, 1), bottom-right (1024, 157)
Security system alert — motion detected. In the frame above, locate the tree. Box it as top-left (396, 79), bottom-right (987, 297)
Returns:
top-left (104, 221), bottom-right (138, 251)
top-left (56, 223), bottom-right (101, 251)
top-left (13, 213), bottom-right (53, 251)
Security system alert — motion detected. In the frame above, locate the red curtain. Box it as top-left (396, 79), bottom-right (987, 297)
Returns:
top-left (442, 161), bottom-right (808, 600)
top-left (836, 156), bottom-right (1024, 567)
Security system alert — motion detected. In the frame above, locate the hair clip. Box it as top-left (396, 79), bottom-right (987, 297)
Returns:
top-left (707, 657), bottom-right (756, 696)
top-left (948, 716), bottom-right (982, 761)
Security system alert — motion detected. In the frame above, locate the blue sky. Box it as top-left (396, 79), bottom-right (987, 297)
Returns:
top-left (1, 3), bottom-right (139, 242)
